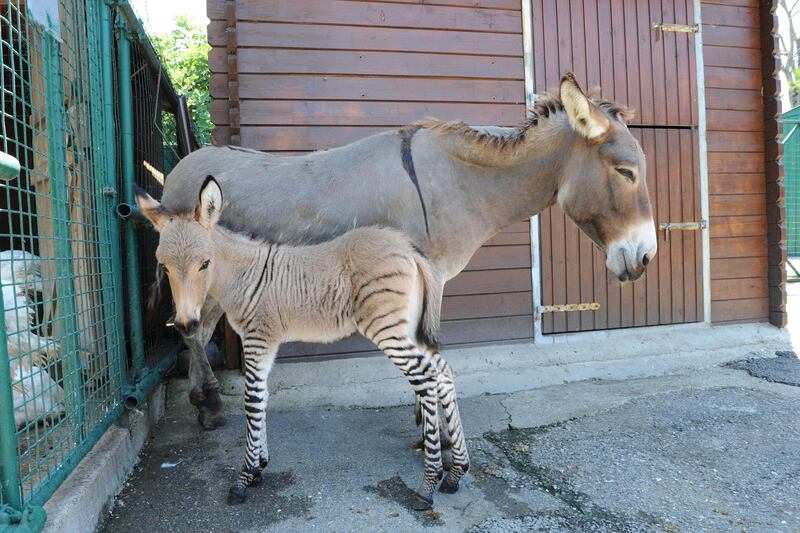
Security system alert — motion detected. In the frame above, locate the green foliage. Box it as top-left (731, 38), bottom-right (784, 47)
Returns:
top-left (791, 68), bottom-right (800, 108)
top-left (152, 15), bottom-right (212, 146)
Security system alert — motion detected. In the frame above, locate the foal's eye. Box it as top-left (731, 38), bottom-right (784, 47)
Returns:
top-left (159, 263), bottom-right (168, 274)
top-left (199, 260), bottom-right (211, 271)
top-left (616, 167), bottom-right (636, 182)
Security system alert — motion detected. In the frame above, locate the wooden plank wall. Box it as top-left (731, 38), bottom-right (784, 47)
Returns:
top-left (206, 0), bottom-right (777, 334)
top-left (206, 0), bottom-right (533, 357)
top-left (703, 0), bottom-right (770, 323)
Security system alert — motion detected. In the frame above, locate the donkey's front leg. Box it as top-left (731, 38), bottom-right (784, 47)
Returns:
top-left (185, 299), bottom-right (225, 430)
top-left (227, 335), bottom-right (276, 505)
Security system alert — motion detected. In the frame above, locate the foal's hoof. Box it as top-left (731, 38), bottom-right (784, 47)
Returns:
top-left (227, 485), bottom-right (247, 505)
top-left (250, 471), bottom-right (263, 486)
top-left (411, 493), bottom-right (433, 511)
top-left (439, 476), bottom-right (460, 494)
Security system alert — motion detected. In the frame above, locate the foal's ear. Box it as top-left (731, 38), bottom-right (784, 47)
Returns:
top-left (134, 185), bottom-right (170, 232)
top-left (560, 73), bottom-right (610, 141)
top-left (195, 175), bottom-right (223, 230)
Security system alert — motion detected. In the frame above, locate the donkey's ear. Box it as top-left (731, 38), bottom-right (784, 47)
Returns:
top-left (560, 73), bottom-right (610, 141)
top-left (134, 185), bottom-right (170, 231)
top-left (195, 175), bottom-right (223, 230)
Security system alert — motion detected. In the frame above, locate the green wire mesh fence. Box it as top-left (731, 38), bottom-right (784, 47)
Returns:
top-left (783, 108), bottom-right (800, 281)
top-left (0, 0), bottom-right (190, 523)
top-left (127, 38), bottom-right (181, 363)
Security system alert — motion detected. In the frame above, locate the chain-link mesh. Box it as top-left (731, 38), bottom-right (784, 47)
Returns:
top-left (118, 36), bottom-right (180, 365)
top-left (0, 0), bottom-right (187, 513)
top-left (784, 111), bottom-right (800, 281)
top-left (0, 0), bottom-right (124, 507)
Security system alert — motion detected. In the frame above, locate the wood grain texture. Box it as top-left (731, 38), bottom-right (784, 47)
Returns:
top-left (207, 0), bottom-right (531, 356)
top-left (207, 0), bottom-right (775, 341)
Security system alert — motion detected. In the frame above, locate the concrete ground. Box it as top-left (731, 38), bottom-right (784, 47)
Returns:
top-left (100, 353), bottom-right (800, 533)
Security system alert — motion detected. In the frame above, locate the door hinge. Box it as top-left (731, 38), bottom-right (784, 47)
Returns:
top-left (652, 22), bottom-right (699, 39)
top-left (539, 302), bottom-right (600, 314)
top-left (659, 220), bottom-right (707, 241)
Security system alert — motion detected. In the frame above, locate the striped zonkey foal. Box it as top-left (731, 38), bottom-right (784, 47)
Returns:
top-left (136, 176), bottom-right (469, 510)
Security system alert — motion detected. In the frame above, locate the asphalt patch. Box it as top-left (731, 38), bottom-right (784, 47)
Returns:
top-left (468, 509), bottom-right (659, 533)
top-left (483, 427), bottom-right (660, 532)
top-left (729, 350), bottom-right (800, 387)
top-left (364, 475), bottom-right (445, 527)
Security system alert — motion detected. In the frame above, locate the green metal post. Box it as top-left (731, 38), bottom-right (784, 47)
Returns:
top-left (116, 16), bottom-right (146, 374)
top-left (0, 290), bottom-right (22, 511)
top-left (101, 1), bottom-right (128, 388)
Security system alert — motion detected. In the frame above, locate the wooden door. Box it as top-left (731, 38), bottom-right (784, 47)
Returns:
top-left (533, 0), bottom-right (703, 333)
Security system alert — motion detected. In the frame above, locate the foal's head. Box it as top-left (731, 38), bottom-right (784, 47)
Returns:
top-left (555, 74), bottom-right (656, 282)
top-left (136, 176), bottom-right (223, 336)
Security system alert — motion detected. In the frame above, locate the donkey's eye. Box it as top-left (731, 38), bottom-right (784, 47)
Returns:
top-left (616, 167), bottom-right (635, 182)
top-left (199, 260), bottom-right (211, 271)
top-left (159, 263), bottom-right (168, 274)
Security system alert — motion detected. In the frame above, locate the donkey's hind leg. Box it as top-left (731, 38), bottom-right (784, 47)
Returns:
top-left (185, 298), bottom-right (226, 430)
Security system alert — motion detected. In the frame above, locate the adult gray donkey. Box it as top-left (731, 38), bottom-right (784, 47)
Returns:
top-left (158, 73), bottom-right (657, 430)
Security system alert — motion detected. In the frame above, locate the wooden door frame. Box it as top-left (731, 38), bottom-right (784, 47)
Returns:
top-left (522, 0), bottom-right (712, 343)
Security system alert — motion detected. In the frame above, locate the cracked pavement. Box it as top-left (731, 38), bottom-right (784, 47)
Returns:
top-left (101, 354), bottom-right (800, 533)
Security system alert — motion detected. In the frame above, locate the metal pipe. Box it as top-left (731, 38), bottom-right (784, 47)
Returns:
top-left (693, 0), bottom-right (712, 324)
top-left (116, 18), bottom-right (146, 374)
top-left (124, 350), bottom-right (178, 410)
top-left (101, 0), bottom-right (128, 392)
top-left (115, 202), bottom-right (146, 223)
top-left (520, 0), bottom-right (546, 344)
top-left (0, 293), bottom-right (22, 510)
top-left (0, 504), bottom-right (47, 530)
top-left (0, 151), bottom-right (20, 182)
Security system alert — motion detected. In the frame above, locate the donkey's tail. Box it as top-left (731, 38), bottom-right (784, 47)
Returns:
top-left (413, 249), bottom-right (442, 354)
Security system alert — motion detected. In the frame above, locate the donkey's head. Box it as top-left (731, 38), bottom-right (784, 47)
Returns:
top-left (135, 176), bottom-right (223, 337)
top-left (555, 74), bottom-right (656, 282)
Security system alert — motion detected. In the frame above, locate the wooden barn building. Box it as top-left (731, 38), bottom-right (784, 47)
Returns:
top-left (206, 0), bottom-right (785, 360)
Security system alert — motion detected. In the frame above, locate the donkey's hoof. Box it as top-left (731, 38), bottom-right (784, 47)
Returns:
top-left (411, 493), bottom-right (433, 511)
top-left (439, 477), bottom-right (459, 494)
top-left (198, 412), bottom-right (226, 431)
top-left (227, 485), bottom-right (247, 505)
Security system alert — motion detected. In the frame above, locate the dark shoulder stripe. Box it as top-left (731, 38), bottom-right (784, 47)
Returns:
top-left (398, 126), bottom-right (430, 237)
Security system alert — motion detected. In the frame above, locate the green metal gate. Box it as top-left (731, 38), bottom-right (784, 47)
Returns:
top-left (0, 0), bottom-right (187, 528)
top-left (783, 106), bottom-right (800, 280)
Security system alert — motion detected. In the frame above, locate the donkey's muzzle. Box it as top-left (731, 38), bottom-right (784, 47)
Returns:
top-left (175, 318), bottom-right (200, 337)
top-left (606, 221), bottom-right (657, 283)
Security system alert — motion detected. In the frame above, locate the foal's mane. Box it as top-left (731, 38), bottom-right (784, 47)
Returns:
top-left (411, 91), bottom-right (633, 167)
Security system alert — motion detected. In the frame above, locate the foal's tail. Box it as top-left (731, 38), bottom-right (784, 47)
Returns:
top-left (412, 249), bottom-right (441, 430)
top-left (412, 249), bottom-right (442, 353)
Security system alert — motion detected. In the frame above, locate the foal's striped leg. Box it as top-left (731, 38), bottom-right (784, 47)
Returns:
top-left (431, 354), bottom-right (469, 493)
top-left (368, 330), bottom-right (443, 510)
top-left (227, 336), bottom-right (276, 505)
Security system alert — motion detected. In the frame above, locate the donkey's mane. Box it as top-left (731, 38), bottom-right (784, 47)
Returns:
top-left (411, 91), bottom-right (633, 165)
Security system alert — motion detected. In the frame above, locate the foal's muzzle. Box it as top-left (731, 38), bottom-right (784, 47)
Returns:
top-left (175, 318), bottom-right (200, 337)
